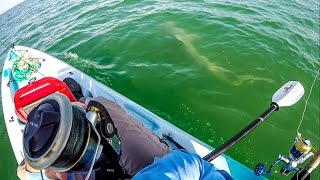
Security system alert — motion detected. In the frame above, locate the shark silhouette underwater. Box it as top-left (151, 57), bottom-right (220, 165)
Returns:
top-left (164, 22), bottom-right (274, 86)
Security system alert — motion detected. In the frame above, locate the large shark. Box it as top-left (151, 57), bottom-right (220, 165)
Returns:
top-left (164, 22), bottom-right (274, 86)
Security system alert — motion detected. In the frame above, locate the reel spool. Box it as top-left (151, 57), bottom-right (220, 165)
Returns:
top-left (289, 138), bottom-right (312, 160)
top-left (23, 93), bottom-right (100, 172)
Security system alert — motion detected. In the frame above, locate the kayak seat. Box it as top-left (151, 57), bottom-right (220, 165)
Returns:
top-left (14, 77), bottom-right (77, 123)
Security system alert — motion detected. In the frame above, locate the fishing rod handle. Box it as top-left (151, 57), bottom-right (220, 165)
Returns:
top-left (303, 151), bottom-right (320, 176)
top-left (203, 104), bottom-right (278, 162)
top-left (290, 151), bottom-right (319, 180)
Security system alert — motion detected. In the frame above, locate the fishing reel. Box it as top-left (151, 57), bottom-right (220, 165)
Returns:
top-left (254, 163), bottom-right (271, 176)
top-left (254, 132), bottom-right (314, 176)
top-left (22, 93), bottom-right (124, 179)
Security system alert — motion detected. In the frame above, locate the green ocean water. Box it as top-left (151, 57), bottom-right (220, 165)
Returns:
top-left (0, 0), bottom-right (319, 179)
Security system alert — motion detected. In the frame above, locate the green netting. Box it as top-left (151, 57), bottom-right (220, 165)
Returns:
top-left (12, 52), bottom-right (41, 82)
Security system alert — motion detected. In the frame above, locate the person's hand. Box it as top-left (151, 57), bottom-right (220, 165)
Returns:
top-left (18, 161), bottom-right (68, 180)
top-left (45, 168), bottom-right (68, 180)
top-left (17, 160), bottom-right (41, 180)
top-left (17, 161), bottom-right (27, 180)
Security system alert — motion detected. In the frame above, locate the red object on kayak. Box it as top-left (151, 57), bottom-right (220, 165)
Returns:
top-left (14, 77), bottom-right (77, 123)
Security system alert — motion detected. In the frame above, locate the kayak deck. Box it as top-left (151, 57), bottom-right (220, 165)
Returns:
top-left (1, 46), bottom-right (264, 179)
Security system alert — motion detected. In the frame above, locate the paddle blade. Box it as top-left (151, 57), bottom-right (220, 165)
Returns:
top-left (272, 81), bottom-right (304, 107)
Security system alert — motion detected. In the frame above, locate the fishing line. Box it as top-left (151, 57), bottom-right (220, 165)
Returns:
top-left (40, 169), bottom-right (44, 180)
top-left (296, 67), bottom-right (320, 133)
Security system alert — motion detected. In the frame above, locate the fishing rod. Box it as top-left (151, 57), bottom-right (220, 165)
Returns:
top-left (203, 81), bottom-right (305, 162)
top-left (290, 151), bottom-right (320, 180)
top-left (254, 68), bottom-right (319, 178)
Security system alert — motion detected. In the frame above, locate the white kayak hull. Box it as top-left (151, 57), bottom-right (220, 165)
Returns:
top-left (1, 46), bottom-right (263, 179)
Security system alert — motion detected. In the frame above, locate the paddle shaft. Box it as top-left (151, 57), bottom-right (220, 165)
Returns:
top-left (203, 103), bottom-right (279, 162)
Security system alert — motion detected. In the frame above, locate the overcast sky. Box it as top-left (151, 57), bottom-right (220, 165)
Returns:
top-left (0, 0), bottom-right (25, 15)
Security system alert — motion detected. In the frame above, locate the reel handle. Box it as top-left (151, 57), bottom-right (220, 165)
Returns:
top-left (254, 163), bottom-right (270, 176)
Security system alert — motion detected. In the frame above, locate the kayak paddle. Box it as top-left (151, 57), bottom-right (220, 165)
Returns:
top-left (203, 81), bottom-right (304, 162)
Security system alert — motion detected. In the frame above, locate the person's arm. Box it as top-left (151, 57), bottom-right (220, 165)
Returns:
top-left (17, 160), bottom-right (43, 180)
top-left (132, 150), bottom-right (233, 180)
top-left (17, 160), bottom-right (57, 180)
top-left (17, 161), bottom-right (27, 180)
top-left (87, 97), bottom-right (170, 176)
